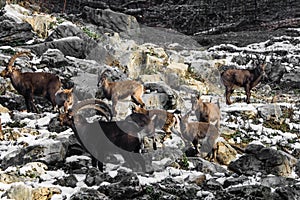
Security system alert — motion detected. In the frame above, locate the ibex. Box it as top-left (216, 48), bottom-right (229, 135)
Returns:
top-left (59, 98), bottom-right (152, 172)
top-left (55, 87), bottom-right (74, 113)
top-left (191, 95), bottom-right (220, 129)
top-left (97, 69), bottom-right (145, 117)
top-left (179, 111), bottom-right (220, 159)
top-left (220, 56), bottom-right (266, 105)
top-left (0, 52), bottom-right (62, 113)
top-left (131, 105), bottom-right (181, 140)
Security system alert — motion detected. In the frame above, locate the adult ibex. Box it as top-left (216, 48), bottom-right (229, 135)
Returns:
top-left (97, 69), bottom-right (145, 117)
top-left (220, 56), bottom-right (266, 105)
top-left (0, 52), bottom-right (62, 113)
top-left (191, 95), bottom-right (220, 129)
top-left (179, 111), bottom-right (220, 159)
top-left (59, 98), bottom-right (152, 172)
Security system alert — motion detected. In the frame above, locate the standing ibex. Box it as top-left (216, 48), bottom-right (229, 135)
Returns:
top-left (59, 98), bottom-right (152, 172)
top-left (0, 52), bottom-right (62, 113)
top-left (220, 56), bottom-right (266, 105)
top-left (131, 105), bottom-right (181, 140)
top-left (179, 111), bottom-right (220, 159)
top-left (97, 69), bottom-right (145, 117)
top-left (191, 95), bottom-right (220, 129)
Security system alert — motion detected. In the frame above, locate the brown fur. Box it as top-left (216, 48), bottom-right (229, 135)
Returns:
top-left (55, 88), bottom-right (74, 113)
top-left (191, 95), bottom-right (220, 129)
top-left (0, 52), bottom-right (62, 113)
top-left (179, 111), bottom-right (219, 159)
top-left (132, 105), bottom-right (180, 140)
top-left (98, 71), bottom-right (145, 116)
top-left (220, 60), bottom-right (266, 105)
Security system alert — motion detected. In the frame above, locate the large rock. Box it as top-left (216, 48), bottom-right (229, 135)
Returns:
top-left (228, 143), bottom-right (297, 177)
top-left (0, 17), bottom-right (34, 46)
top-left (81, 6), bottom-right (140, 37)
top-left (1, 139), bottom-right (68, 169)
top-left (27, 36), bottom-right (106, 63)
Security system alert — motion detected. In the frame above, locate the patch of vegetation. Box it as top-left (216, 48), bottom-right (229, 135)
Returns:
top-left (1, 48), bottom-right (16, 55)
top-left (263, 118), bottom-right (290, 132)
top-left (6, 121), bottom-right (27, 128)
top-left (177, 153), bottom-right (189, 170)
top-left (144, 185), bottom-right (162, 200)
top-left (82, 27), bottom-right (99, 39)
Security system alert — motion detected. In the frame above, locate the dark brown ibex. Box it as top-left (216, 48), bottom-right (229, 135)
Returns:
top-left (0, 52), bottom-right (62, 113)
top-left (191, 95), bottom-right (220, 129)
top-left (179, 111), bottom-right (220, 159)
top-left (97, 69), bottom-right (145, 117)
top-left (59, 98), bottom-right (152, 172)
top-left (220, 56), bottom-right (266, 105)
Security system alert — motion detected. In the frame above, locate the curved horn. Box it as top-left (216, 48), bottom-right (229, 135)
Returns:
top-left (71, 98), bottom-right (112, 121)
top-left (8, 51), bottom-right (31, 67)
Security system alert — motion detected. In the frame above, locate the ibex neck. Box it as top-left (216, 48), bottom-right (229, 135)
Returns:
top-left (10, 71), bottom-right (22, 88)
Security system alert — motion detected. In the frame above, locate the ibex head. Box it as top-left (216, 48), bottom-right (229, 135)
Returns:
top-left (0, 52), bottom-right (32, 78)
top-left (97, 69), bottom-right (110, 87)
top-left (59, 98), bottom-right (112, 127)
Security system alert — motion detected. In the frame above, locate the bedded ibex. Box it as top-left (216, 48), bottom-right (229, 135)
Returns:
top-left (59, 98), bottom-right (152, 172)
top-left (97, 69), bottom-right (145, 117)
top-left (0, 52), bottom-right (62, 113)
top-left (131, 105), bottom-right (181, 140)
top-left (191, 95), bottom-right (220, 129)
top-left (220, 56), bottom-right (266, 105)
top-left (179, 111), bottom-right (220, 159)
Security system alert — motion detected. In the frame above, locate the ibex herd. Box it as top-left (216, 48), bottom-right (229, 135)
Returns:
top-left (0, 52), bottom-right (267, 172)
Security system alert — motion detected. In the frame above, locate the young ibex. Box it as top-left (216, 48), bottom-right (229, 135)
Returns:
top-left (59, 98), bottom-right (152, 172)
top-left (131, 105), bottom-right (181, 140)
top-left (220, 56), bottom-right (266, 105)
top-left (179, 111), bottom-right (220, 159)
top-left (97, 69), bottom-right (145, 117)
top-left (191, 95), bottom-right (220, 129)
top-left (55, 87), bottom-right (74, 113)
top-left (0, 52), bottom-right (62, 113)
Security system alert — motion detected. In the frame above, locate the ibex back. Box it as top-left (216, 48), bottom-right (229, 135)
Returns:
top-left (98, 70), bottom-right (145, 116)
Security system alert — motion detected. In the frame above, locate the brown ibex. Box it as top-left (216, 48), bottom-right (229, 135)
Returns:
top-left (59, 98), bottom-right (152, 172)
top-left (131, 105), bottom-right (181, 140)
top-left (220, 56), bottom-right (266, 105)
top-left (191, 95), bottom-right (220, 129)
top-left (179, 111), bottom-right (220, 159)
top-left (0, 52), bottom-right (62, 113)
top-left (97, 69), bottom-right (145, 117)
top-left (55, 87), bottom-right (74, 113)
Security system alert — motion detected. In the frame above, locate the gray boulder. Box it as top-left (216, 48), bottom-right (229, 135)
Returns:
top-left (0, 16), bottom-right (34, 46)
top-left (81, 6), bottom-right (140, 37)
top-left (70, 188), bottom-right (109, 200)
top-left (1, 139), bottom-right (68, 169)
top-left (228, 143), bottom-right (296, 177)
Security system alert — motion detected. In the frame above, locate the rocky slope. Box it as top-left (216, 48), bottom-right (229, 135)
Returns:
top-left (0, 3), bottom-right (299, 200)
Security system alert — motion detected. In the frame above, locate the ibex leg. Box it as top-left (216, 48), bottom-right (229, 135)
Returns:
top-left (225, 87), bottom-right (233, 105)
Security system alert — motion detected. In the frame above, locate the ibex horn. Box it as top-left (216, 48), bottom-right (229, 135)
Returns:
top-left (8, 51), bottom-right (31, 67)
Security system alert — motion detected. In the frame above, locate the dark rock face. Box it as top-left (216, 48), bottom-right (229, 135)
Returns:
top-left (0, 17), bottom-right (35, 46)
top-left (228, 143), bottom-right (296, 177)
top-left (30, 0), bottom-right (300, 47)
